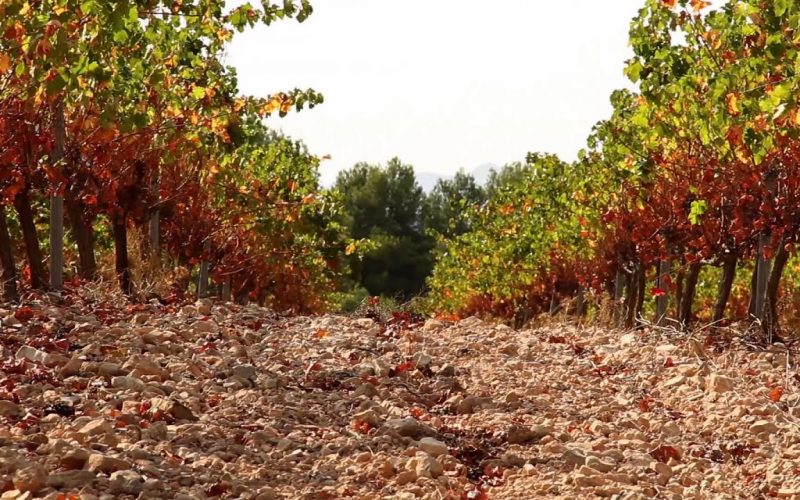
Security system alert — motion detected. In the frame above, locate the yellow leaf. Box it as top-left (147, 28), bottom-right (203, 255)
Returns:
top-left (726, 93), bottom-right (740, 116)
top-left (345, 242), bottom-right (357, 256)
top-left (211, 116), bottom-right (227, 135)
top-left (34, 86), bottom-right (45, 106)
top-left (265, 96), bottom-right (282, 114)
top-left (0, 53), bottom-right (9, 73)
top-left (217, 28), bottom-right (232, 42)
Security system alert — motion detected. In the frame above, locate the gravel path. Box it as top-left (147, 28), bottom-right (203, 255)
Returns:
top-left (1, 297), bottom-right (799, 499)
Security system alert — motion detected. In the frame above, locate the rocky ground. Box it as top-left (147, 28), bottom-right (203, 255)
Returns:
top-left (0, 294), bottom-right (799, 499)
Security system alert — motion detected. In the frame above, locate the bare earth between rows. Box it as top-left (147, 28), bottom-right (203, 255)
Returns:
top-left (0, 298), bottom-right (799, 499)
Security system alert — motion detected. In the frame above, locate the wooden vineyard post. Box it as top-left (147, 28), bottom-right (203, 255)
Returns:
top-left (197, 240), bottom-right (211, 298)
top-left (50, 101), bottom-right (66, 291)
top-left (549, 290), bottom-right (558, 315)
top-left (197, 263), bottom-right (209, 298)
top-left (221, 278), bottom-right (232, 302)
top-left (750, 169), bottom-right (777, 322)
top-left (0, 204), bottom-right (18, 302)
top-left (656, 259), bottom-right (670, 325)
top-left (576, 285), bottom-right (586, 318)
top-left (753, 234), bottom-right (771, 321)
top-left (613, 267), bottom-right (626, 326)
top-left (149, 165), bottom-right (160, 253)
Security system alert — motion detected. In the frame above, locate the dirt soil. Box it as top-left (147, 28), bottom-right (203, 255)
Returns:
top-left (1, 294), bottom-right (799, 499)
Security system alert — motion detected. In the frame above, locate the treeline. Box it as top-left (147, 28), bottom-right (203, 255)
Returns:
top-left (332, 158), bottom-right (491, 308)
top-left (427, 0), bottom-right (800, 340)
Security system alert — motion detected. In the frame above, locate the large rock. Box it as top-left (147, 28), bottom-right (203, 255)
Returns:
top-left (191, 320), bottom-right (217, 335)
top-left (437, 364), bottom-right (456, 377)
top-left (372, 359), bottom-right (391, 377)
top-left (352, 409), bottom-right (382, 428)
top-left (355, 318), bottom-right (375, 329)
top-left (149, 397), bottom-right (198, 421)
top-left (0, 400), bottom-right (21, 417)
top-left (12, 465), bottom-right (46, 493)
top-left (195, 299), bottom-right (213, 316)
top-left (653, 461), bottom-right (673, 486)
top-left (232, 364), bottom-right (257, 380)
top-left (79, 418), bottom-right (115, 437)
top-left (586, 456), bottom-right (616, 473)
top-left (406, 454), bottom-right (443, 479)
top-left (132, 312), bottom-right (151, 325)
top-left (123, 355), bottom-right (169, 380)
top-left (384, 417), bottom-right (436, 439)
top-left (575, 473), bottom-right (607, 488)
top-left (15, 346), bottom-right (49, 364)
top-left (60, 355), bottom-right (83, 377)
top-left (354, 383), bottom-right (379, 398)
top-left (708, 374), bottom-right (734, 394)
top-left (84, 362), bottom-right (126, 376)
top-left (112, 376), bottom-right (146, 392)
top-left (750, 420), bottom-right (779, 435)
top-left (47, 470), bottom-right (97, 489)
top-left (507, 424), bottom-right (553, 444)
top-left (418, 437), bottom-right (448, 457)
top-left (395, 470), bottom-right (416, 486)
top-left (84, 454), bottom-right (132, 474)
top-left (60, 448), bottom-right (91, 469)
top-left (456, 395), bottom-right (492, 415)
top-left (422, 319), bottom-right (444, 332)
top-left (110, 470), bottom-right (145, 495)
top-left (142, 421), bottom-right (168, 441)
top-left (563, 448), bottom-right (587, 467)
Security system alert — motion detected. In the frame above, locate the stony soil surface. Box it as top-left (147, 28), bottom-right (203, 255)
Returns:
top-left (1, 295), bottom-right (800, 499)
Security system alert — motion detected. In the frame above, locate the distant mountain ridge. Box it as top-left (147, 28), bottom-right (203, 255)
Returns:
top-left (415, 162), bottom-right (499, 192)
top-left (321, 162), bottom-right (500, 192)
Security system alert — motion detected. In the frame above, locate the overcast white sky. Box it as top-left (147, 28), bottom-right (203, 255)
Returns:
top-left (227, 1), bottom-right (644, 184)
